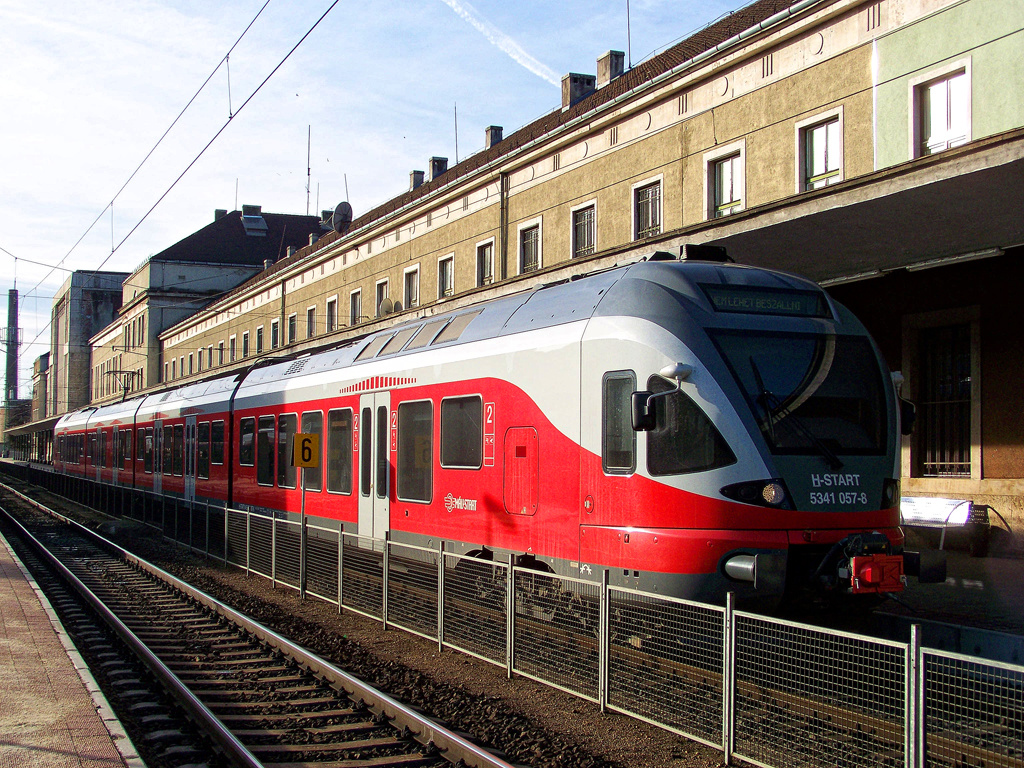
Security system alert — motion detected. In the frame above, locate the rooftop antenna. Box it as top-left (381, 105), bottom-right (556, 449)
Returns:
top-left (454, 103), bottom-right (459, 164)
top-left (344, 173), bottom-right (350, 202)
top-left (235, 178), bottom-right (239, 211)
top-left (626, 0), bottom-right (633, 68)
top-left (306, 125), bottom-right (311, 215)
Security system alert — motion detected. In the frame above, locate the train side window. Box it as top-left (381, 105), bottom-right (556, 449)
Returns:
top-left (162, 426), bottom-right (173, 474)
top-left (238, 418), bottom-right (255, 466)
top-left (197, 422), bottom-right (210, 480)
top-left (256, 416), bottom-right (275, 486)
top-left (397, 401), bottom-right (432, 502)
top-left (144, 428), bottom-right (154, 473)
top-left (360, 407), bottom-right (372, 497)
top-left (327, 408), bottom-right (353, 494)
top-left (440, 396), bottom-right (482, 469)
top-left (646, 377), bottom-right (736, 475)
top-left (211, 420), bottom-right (225, 465)
top-left (277, 413), bottom-right (298, 489)
top-left (123, 430), bottom-right (132, 469)
top-left (136, 428), bottom-right (145, 462)
top-left (301, 411), bottom-right (323, 492)
top-left (173, 424), bottom-right (184, 476)
top-left (603, 371), bottom-right (637, 474)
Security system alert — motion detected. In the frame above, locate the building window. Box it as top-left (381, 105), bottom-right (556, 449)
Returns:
top-left (196, 350), bottom-right (202, 373)
top-left (713, 154), bottom-right (743, 217)
top-left (171, 359), bottom-right (177, 379)
top-left (375, 279), bottom-right (389, 317)
top-left (634, 182), bottom-right (661, 238)
top-left (572, 203), bottom-right (596, 258)
top-left (188, 353), bottom-right (194, 375)
top-left (306, 307), bottom-right (316, 339)
top-left (798, 113), bottom-right (842, 191)
top-left (350, 290), bottom-right (362, 325)
top-left (287, 313), bottom-right (297, 344)
top-left (405, 266), bottom-right (420, 308)
top-left (704, 142), bottom-right (745, 220)
top-left (476, 241), bottom-right (494, 286)
top-left (915, 66), bottom-right (970, 157)
top-left (916, 324), bottom-right (973, 477)
top-left (229, 336), bottom-right (236, 362)
top-left (218, 341), bottom-right (224, 365)
top-left (242, 331), bottom-right (250, 358)
top-left (207, 346), bottom-right (213, 369)
top-left (256, 326), bottom-right (264, 354)
top-left (270, 320), bottom-right (279, 349)
top-left (437, 256), bottom-right (453, 299)
top-left (519, 220), bottom-right (541, 274)
top-left (325, 299), bottom-right (337, 333)
top-left (164, 362), bottom-right (169, 382)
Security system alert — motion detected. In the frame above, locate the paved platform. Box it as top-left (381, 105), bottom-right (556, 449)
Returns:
top-left (0, 532), bottom-right (139, 767)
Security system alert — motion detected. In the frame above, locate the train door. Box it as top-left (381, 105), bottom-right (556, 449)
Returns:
top-left (358, 392), bottom-right (391, 541)
top-left (94, 427), bottom-right (102, 483)
top-left (112, 426), bottom-right (120, 486)
top-left (153, 419), bottom-right (163, 495)
top-left (184, 415), bottom-right (197, 502)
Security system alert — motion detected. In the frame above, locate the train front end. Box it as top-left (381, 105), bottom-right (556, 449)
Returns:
top-left (607, 259), bottom-right (943, 609)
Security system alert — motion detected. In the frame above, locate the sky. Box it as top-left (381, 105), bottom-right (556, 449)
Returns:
top-left (0, 0), bottom-right (739, 399)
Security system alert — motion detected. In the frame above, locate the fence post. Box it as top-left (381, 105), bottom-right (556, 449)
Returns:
top-left (204, 501), bottom-right (210, 556)
top-left (907, 623), bottom-right (922, 768)
top-left (382, 531), bottom-right (390, 631)
top-left (342, 528), bottom-right (350, 618)
top-left (271, 515), bottom-right (277, 589)
top-left (599, 568), bottom-right (609, 713)
top-left (723, 591), bottom-right (735, 765)
top-left (506, 553), bottom-right (515, 680)
top-left (245, 510), bottom-right (251, 577)
top-left (437, 541), bottom-right (445, 653)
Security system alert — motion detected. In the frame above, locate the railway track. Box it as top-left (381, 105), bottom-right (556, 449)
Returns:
top-left (0, 486), bottom-right (515, 768)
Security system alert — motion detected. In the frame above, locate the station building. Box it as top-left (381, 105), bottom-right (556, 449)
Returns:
top-left (13, 0), bottom-right (1024, 546)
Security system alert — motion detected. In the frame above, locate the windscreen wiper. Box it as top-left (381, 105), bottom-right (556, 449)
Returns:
top-left (750, 356), bottom-right (843, 471)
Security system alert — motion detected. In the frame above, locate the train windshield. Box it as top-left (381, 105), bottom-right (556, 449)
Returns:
top-left (708, 330), bottom-right (887, 460)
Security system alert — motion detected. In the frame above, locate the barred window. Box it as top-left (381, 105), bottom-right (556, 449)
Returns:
top-left (573, 205), bottom-right (596, 258)
top-left (520, 225), bottom-right (539, 273)
top-left (916, 324), bottom-right (971, 477)
top-left (635, 182), bottom-right (661, 238)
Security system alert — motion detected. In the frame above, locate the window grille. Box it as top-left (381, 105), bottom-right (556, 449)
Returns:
top-left (917, 324), bottom-right (971, 477)
top-left (573, 206), bottom-right (596, 258)
top-left (520, 226), bottom-right (539, 273)
top-left (635, 183), bottom-right (661, 237)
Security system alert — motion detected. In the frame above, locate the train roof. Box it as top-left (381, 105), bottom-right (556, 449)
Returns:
top-left (238, 256), bottom-right (827, 390)
top-left (135, 373), bottom-right (242, 420)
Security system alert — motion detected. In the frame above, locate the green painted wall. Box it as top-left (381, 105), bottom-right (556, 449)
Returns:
top-left (875, 0), bottom-right (1024, 169)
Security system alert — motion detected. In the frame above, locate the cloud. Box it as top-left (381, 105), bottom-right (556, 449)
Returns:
top-left (438, 0), bottom-right (560, 87)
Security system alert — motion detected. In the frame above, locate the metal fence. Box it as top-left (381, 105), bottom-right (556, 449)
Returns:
top-left (7, 465), bottom-right (1024, 768)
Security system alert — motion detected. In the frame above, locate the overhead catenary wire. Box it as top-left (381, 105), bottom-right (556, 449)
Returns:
top-left (13, 0), bottom-right (341, 392)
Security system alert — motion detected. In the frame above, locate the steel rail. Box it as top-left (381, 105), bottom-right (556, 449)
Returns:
top-left (0, 481), bottom-right (515, 768)
top-left (0, 503), bottom-right (264, 768)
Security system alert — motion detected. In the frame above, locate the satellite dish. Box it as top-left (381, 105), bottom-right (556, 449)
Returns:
top-left (393, 300), bottom-right (403, 312)
top-left (332, 201), bottom-right (353, 234)
top-left (379, 297), bottom-right (394, 316)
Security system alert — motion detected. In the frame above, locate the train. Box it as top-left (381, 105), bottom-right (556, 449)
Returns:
top-left (52, 251), bottom-right (944, 609)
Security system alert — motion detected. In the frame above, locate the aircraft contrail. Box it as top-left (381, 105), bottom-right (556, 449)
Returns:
top-left (439, 0), bottom-right (560, 87)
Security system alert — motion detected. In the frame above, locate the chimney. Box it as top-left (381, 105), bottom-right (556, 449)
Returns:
top-left (263, 259), bottom-right (273, 270)
top-left (485, 126), bottom-right (503, 149)
top-left (597, 51), bottom-right (625, 89)
top-left (561, 73), bottom-right (596, 110)
top-left (428, 156), bottom-right (448, 181)
top-left (242, 204), bottom-right (262, 216)
top-left (215, 209), bottom-right (228, 221)
top-left (410, 170), bottom-right (425, 191)
top-left (308, 233), bottom-right (318, 246)
top-left (286, 246), bottom-right (296, 257)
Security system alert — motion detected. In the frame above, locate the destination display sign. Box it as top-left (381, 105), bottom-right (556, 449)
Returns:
top-left (701, 285), bottom-right (829, 318)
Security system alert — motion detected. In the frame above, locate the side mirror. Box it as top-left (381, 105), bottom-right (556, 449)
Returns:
top-left (632, 391), bottom-right (656, 432)
top-left (900, 398), bottom-right (916, 436)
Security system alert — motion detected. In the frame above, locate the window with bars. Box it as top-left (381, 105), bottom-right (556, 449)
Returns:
top-left (634, 183), bottom-right (661, 238)
top-left (476, 242), bottom-right (493, 286)
top-left (405, 268), bottom-right (420, 307)
top-left (573, 205), bottom-right (596, 258)
top-left (714, 154), bottom-right (743, 217)
top-left (916, 323), bottom-right (972, 477)
top-left (350, 291), bottom-right (362, 325)
top-left (918, 70), bottom-right (969, 156)
top-left (520, 225), bottom-right (539, 273)
top-left (802, 118), bottom-right (841, 190)
top-left (438, 257), bottom-right (454, 298)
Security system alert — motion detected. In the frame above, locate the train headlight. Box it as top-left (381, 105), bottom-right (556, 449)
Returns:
top-left (720, 479), bottom-right (793, 510)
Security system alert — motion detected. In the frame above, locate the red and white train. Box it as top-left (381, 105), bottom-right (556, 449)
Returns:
top-left (53, 253), bottom-right (941, 608)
